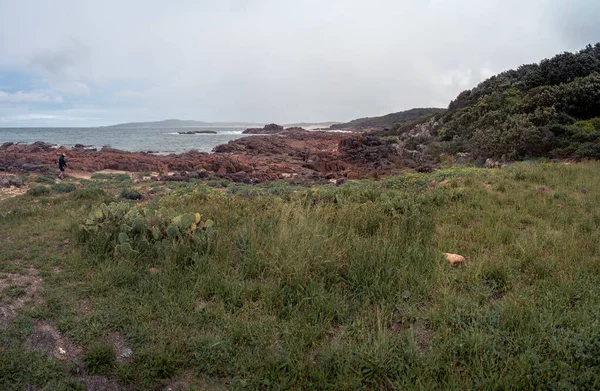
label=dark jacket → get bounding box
[58,156,66,169]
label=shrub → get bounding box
[207,180,230,188]
[73,188,107,200]
[51,183,77,193]
[115,174,132,182]
[120,189,143,200]
[83,343,116,375]
[35,175,56,185]
[27,186,51,196]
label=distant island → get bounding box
[105,119,342,129]
[105,119,265,129]
[285,121,342,129]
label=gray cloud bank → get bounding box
[0,0,599,125]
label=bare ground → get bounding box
[0,267,43,328]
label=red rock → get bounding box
[347,171,360,180]
[0,128,406,183]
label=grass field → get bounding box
[1,162,600,390]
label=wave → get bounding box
[165,131,244,135]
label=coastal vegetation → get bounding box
[330,108,445,130]
[1,161,600,389]
[382,44,600,162]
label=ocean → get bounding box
[0,126,251,154]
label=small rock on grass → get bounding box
[445,253,466,266]
[537,186,554,196]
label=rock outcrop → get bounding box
[242,124,285,134]
[0,128,414,183]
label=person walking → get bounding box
[58,153,67,180]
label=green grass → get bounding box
[73,188,109,200]
[35,175,57,185]
[90,173,113,180]
[27,185,51,196]
[1,285,27,299]
[1,162,600,389]
[52,183,77,193]
[84,343,116,375]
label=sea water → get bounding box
[0,127,250,154]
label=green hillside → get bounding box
[437,43,600,160]
[331,108,445,130]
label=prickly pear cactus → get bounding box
[166,224,179,239]
[79,201,215,261]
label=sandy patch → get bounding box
[74,298,94,316]
[25,320,82,361]
[0,268,43,328]
[0,186,27,201]
[76,376,126,391]
[105,331,133,362]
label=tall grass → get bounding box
[1,161,600,390]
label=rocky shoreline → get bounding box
[0,127,427,183]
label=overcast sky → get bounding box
[0,0,598,127]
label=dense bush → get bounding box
[51,183,77,193]
[120,189,143,200]
[438,43,600,160]
[35,175,56,185]
[27,186,50,196]
[73,188,107,200]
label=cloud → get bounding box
[0,114,81,122]
[114,89,146,100]
[30,38,90,75]
[0,0,599,125]
[49,80,91,97]
[0,90,63,104]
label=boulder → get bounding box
[0,175,24,188]
[485,158,502,169]
[445,253,466,266]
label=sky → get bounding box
[0,0,599,127]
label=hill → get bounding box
[430,43,600,160]
[284,121,342,129]
[330,108,446,130]
[106,119,265,128]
